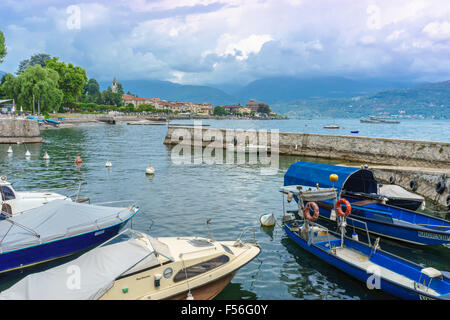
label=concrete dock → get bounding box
[0,118,43,144]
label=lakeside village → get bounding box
[0,52,285,120]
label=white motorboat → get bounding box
[0,176,88,217]
[0,228,260,300]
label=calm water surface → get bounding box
[0,119,449,300]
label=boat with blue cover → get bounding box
[280,185,450,300]
[284,161,450,245]
[0,199,140,274]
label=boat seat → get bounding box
[350,200,379,207]
[420,267,442,279]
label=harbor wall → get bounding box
[164,126,450,168]
[0,119,43,143]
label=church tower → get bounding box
[112,77,118,93]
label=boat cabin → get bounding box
[0,176,70,218]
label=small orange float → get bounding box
[75,156,83,164]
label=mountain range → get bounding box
[101,76,418,106]
[273,80,450,119]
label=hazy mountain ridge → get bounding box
[233,76,418,104]
[272,80,450,119]
[100,79,236,105]
[101,76,421,108]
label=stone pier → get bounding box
[0,118,43,143]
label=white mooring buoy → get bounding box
[43,151,50,160]
[7,146,13,153]
[25,150,31,157]
[145,164,155,175]
[260,213,276,227]
[105,160,112,167]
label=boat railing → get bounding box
[298,220,334,252]
[26,181,88,201]
[0,209,41,252]
[65,205,136,233]
[345,216,372,247]
[235,226,257,246]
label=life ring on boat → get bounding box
[304,202,319,222]
[336,198,351,217]
[435,180,446,194]
[410,180,418,192]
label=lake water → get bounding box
[0,118,449,300]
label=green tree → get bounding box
[45,57,87,107]
[0,30,6,63]
[0,73,17,98]
[14,65,63,112]
[257,105,271,114]
[16,53,51,75]
[85,78,100,96]
[213,106,227,116]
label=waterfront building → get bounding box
[246,99,270,112]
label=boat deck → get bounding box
[332,246,439,297]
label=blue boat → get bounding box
[0,199,140,274]
[45,119,60,125]
[279,187,450,300]
[284,161,450,245]
[26,116,44,123]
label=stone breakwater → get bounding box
[164,126,450,208]
[164,126,450,168]
[0,119,42,144]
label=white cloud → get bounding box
[218,34,274,60]
[386,30,405,41]
[422,21,450,40]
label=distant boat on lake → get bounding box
[360,116,400,124]
[323,125,340,129]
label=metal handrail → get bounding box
[236,226,256,244]
[346,216,372,247]
[0,209,41,245]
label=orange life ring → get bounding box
[304,201,319,221]
[336,198,351,217]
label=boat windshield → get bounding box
[0,186,15,200]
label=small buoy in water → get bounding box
[260,213,276,227]
[43,151,50,160]
[75,156,83,164]
[7,146,13,153]
[352,232,359,241]
[145,164,155,175]
[105,160,112,167]
[25,150,31,157]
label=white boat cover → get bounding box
[379,184,424,201]
[0,233,173,300]
[0,199,135,252]
[280,185,337,201]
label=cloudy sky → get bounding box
[0,0,449,86]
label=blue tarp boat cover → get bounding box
[0,199,135,253]
[284,161,378,197]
